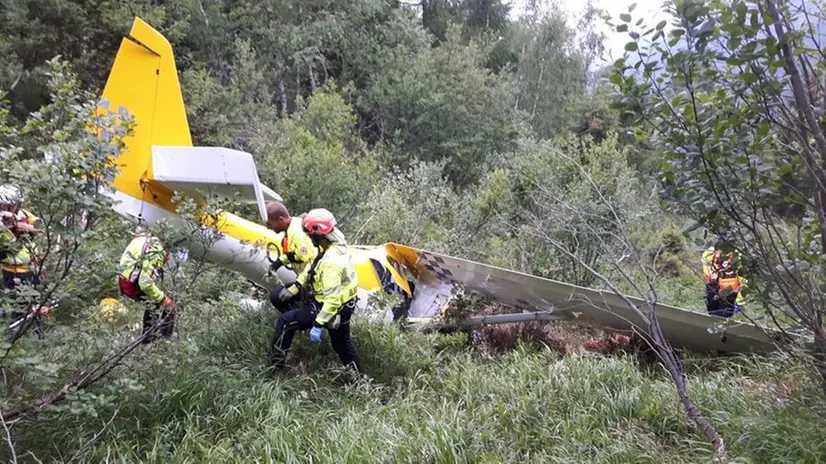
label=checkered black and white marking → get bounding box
[417,252,455,283]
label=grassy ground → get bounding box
[6,298,826,463]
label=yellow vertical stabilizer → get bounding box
[101,17,192,210]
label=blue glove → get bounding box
[309,326,323,343]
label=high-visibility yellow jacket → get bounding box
[0,209,41,274]
[311,243,358,327]
[118,234,167,303]
[702,247,746,306]
[279,216,318,287]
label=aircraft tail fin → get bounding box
[100,17,192,209]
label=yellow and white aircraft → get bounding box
[99,17,782,354]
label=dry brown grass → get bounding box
[462,302,643,359]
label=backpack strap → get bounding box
[128,234,153,284]
[305,246,327,288]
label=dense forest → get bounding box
[1,0,826,461]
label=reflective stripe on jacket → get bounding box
[312,243,358,326]
[117,234,166,303]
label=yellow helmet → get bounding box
[98,297,129,324]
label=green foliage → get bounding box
[181,38,278,148]
[610,0,826,386]
[0,60,247,441]
[510,131,650,286]
[0,0,606,193]
[352,160,466,251]
[5,314,824,462]
[360,26,519,186]
[0,57,135,409]
[250,86,380,218]
[0,0,189,118]
[511,1,592,139]
[0,58,131,310]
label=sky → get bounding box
[509,0,671,68]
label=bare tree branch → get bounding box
[0,407,16,464]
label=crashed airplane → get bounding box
[99,17,784,356]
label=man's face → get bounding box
[266,214,290,233]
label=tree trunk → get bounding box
[766,0,826,397]
[308,58,316,93]
[647,313,728,462]
[278,73,287,116]
[531,61,545,118]
[766,0,826,243]
[295,67,301,109]
[816,190,826,256]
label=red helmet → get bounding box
[303,208,336,236]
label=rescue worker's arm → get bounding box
[313,262,345,327]
[278,230,316,265]
[0,228,12,262]
[137,259,166,303]
[736,275,747,306]
[15,222,36,234]
[701,248,715,264]
[701,248,715,282]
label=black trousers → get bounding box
[140,306,176,344]
[269,291,362,373]
[1,270,39,320]
[119,278,176,344]
[270,284,312,314]
[705,283,739,318]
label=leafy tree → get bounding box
[611,0,826,393]
[0,0,190,118]
[518,136,730,461]
[511,0,591,138]
[0,62,245,464]
[512,132,648,286]
[352,159,469,251]
[360,26,519,187]
[0,58,134,423]
[249,85,380,221]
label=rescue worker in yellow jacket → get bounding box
[0,185,42,320]
[268,208,361,373]
[0,186,41,284]
[117,231,175,343]
[264,201,317,312]
[702,245,746,318]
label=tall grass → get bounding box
[6,298,826,463]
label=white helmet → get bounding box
[0,185,23,206]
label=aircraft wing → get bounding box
[385,244,785,354]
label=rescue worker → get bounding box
[702,244,746,318]
[0,185,42,320]
[264,201,317,313]
[117,231,176,343]
[269,208,362,373]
